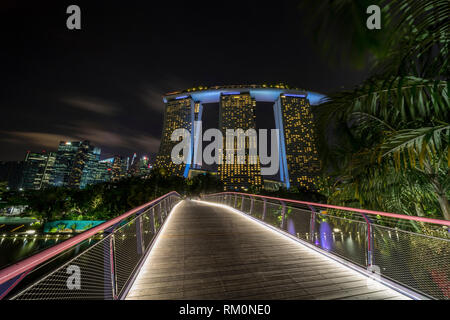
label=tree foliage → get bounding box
[1,170,224,223]
[306,0,449,219]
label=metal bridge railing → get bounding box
[0,191,181,300]
[203,192,450,300]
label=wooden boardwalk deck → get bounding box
[126,200,408,300]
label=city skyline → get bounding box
[1,142,151,163]
[0,139,153,191]
[3,84,324,192]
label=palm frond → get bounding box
[378,124,449,169]
[319,76,448,125]
[380,0,449,77]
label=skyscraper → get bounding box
[157,85,325,191]
[22,151,56,190]
[97,158,113,183]
[52,140,99,189]
[138,156,151,176]
[111,155,128,182]
[52,141,82,187]
[67,141,91,188]
[154,96,195,177]
[41,152,56,188]
[80,147,101,189]
[218,92,262,191]
[274,93,320,191]
[120,156,129,179]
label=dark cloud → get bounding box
[0,1,371,162]
[139,87,166,113]
[1,132,76,154]
[139,76,192,113]
[61,96,120,116]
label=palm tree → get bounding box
[303,0,449,219]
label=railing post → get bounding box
[241,196,245,212]
[159,203,163,225]
[280,201,286,229]
[308,205,316,243]
[102,223,120,300]
[262,198,267,221]
[109,234,118,300]
[136,214,144,255]
[234,194,238,208]
[163,199,167,219]
[361,213,375,267]
[150,207,156,234]
[249,196,254,215]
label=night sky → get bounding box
[0,1,369,162]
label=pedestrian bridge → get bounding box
[0,192,448,300]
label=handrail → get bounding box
[207,192,450,227]
[205,192,449,299]
[0,191,180,285]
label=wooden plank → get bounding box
[126,200,409,300]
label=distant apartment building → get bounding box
[67,141,91,188]
[121,156,129,179]
[80,147,101,189]
[51,141,106,189]
[111,155,124,182]
[138,156,152,176]
[52,141,84,187]
[21,151,56,190]
[97,158,114,183]
[1,141,131,191]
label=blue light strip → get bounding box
[167,88,325,105]
[183,128,192,173]
[283,94,306,98]
[183,100,196,178]
[175,95,189,100]
[192,104,204,170]
[222,92,241,95]
[274,97,290,189]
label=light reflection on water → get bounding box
[319,221,332,251]
[287,219,296,235]
[0,236,69,269]
[285,216,366,255]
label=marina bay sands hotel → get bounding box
[154,84,325,192]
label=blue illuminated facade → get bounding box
[157,85,324,189]
[164,86,325,106]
